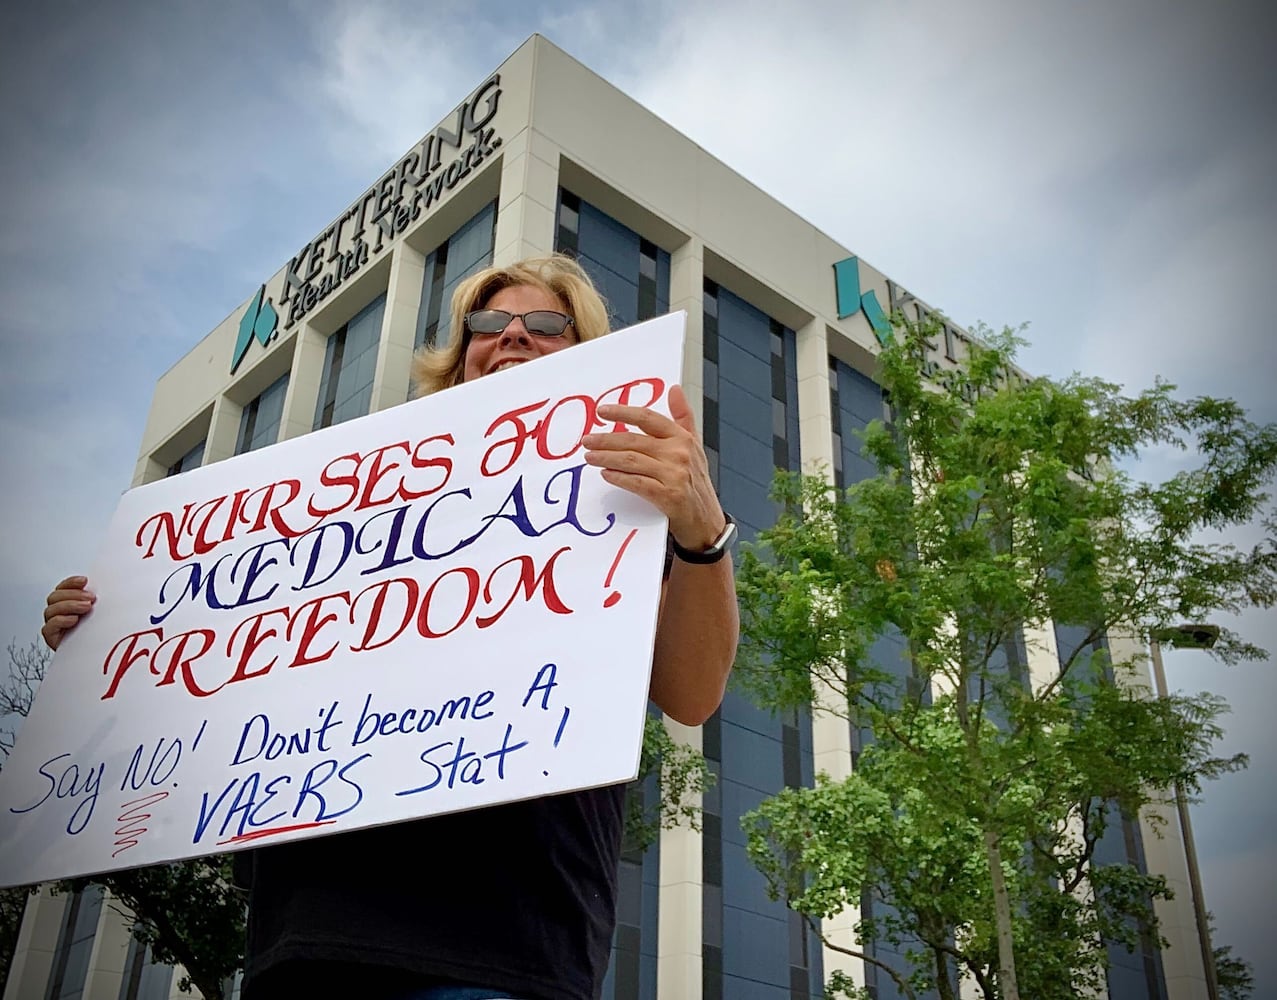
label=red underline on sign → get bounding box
[218,820,336,845]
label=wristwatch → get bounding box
[672,513,738,565]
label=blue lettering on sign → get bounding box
[394,724,529,797]
[8,753,105,835]
[193,753,370,844]
[350,688,496,746]
[231,702,344,765]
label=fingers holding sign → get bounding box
[582,385,727,551]
[42,575,95,651]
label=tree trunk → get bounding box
[984,830,1020,1000]
[932,945,957,1000]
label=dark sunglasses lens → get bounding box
[523,311,571,336]
[468,310,511,334]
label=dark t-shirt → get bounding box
[242,545,671,998]
[241,782,626,1000]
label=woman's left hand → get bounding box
[582,384,726,550]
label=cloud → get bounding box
[0,0,1274,988]
[302,1,536,175]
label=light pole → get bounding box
[1149,624,1220,1000]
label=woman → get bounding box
[42,255,738,1000]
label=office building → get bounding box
[4,35,1211,1000]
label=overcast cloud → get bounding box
[1,0,1274,989]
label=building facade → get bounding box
[4,35,1210,1000]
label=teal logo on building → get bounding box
[231,285,279,374]
[833,256,891,345]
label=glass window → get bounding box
[166,440,205,477]
[414,201,497,352]
[235,373,289,455]
[314,294,385,430]
[47,885,104,1000]
[772,398,787,439]
[556,190,580,256]
[555,190,671,330]
[118,932,175,1000]
[782,723,801,788]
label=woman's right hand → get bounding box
[42,575,95,651]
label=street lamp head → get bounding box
[1151,623,1220,650]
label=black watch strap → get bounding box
[671,513,737,565]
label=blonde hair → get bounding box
[410,254,611,397]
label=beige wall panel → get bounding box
[1021,620,1062,697]
[278,326,328,443]
[657,717,703,1000]
[372,244,427,412]
[796,317,835,477]
[522,129,565,217]
[138,309,246,460]
[3,888,64,1000]
[1142,800,1209,997]
[668,239,704,412]
[81,902,131,1000]
[203,394,245,471]
[820,906,866,993]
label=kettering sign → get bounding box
[833,255,1002,401]
[231,73,504,374]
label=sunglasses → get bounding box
[464,309,575,338]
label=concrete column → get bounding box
[1144,637,1213,1000]
[810,674,864,994]
[1021,621,1062,697]
[371,243,428,410]
[794,317,834,478]
[82,895,132,1000]
[278,326,329,443]
[657,236,706,1000]
[1141,797,1210,998]
[3,887,65,1000]
[133,454,168,486]
[203,393,246,467]
[1103,630,1210,998]
[792,314,866,989]
[492,127,561,265]
[657,718,703,1000]
[668,238,704,409]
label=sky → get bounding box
[1,0,1274,989]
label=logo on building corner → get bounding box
[832,256,891,346]
[231,284,279,374]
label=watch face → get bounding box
[673,515,736,564]
[715,519,738,553]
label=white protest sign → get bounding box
[0,311,686,887]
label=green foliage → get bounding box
[54,863,246,1000]
[1215,941,1255,1000]
[1209,911,1255,1000]
[0,884,35,987]
[736,314,1274,998]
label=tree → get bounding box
[0,643,46,978]
[734,316,1275,999]
[1210,913,1255,1000]
[1215,942,1254,1000]
[0,641,247,999]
